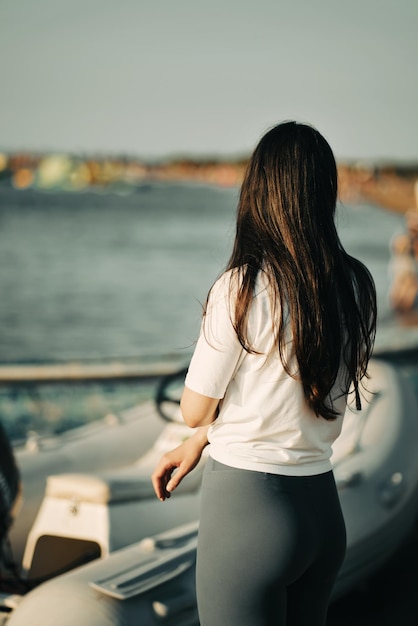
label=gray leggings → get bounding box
[196,457,346,626]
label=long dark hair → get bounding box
[216,121,376,420]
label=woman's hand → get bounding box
[151,426,209,501]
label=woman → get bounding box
[152,121,377,626]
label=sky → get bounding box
[0,0,417,162]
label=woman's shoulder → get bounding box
[210,269,240,298]
[211,267,270,298]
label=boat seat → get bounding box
[21,459,203,582]
[21,423,205,581]
[45,461,203,505]
[45,471,154,504]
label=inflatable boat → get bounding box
[2,358,418,625]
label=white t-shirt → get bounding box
[185,270,347,476]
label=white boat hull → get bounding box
[4,358,418,624]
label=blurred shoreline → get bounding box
[1,150,418,213]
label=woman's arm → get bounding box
[151,425,210,501]
[180,386,220,428]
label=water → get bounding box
[0,184,237,364]
[0,184,407,365]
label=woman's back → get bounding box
[187,269,347,475]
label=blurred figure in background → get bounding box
[388,196,418,317]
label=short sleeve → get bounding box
[185,272,244,399]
